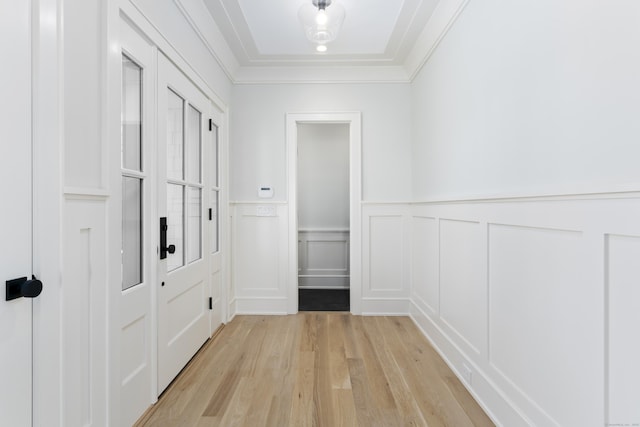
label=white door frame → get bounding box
[286,112,362,315]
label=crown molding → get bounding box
[174,0,240,80]
[233,65,411,85]
[404,0,471,80]
[176,0,470,84]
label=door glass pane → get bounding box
[187,187,201,263]
[211,123,218,187]
[121,55,142,171]
[186,105,201,184]
[167,89,184,180]
[211,190,218,254]
[167,184,184,272]
[122,177,142,289]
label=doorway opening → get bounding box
[286,112,362,315]
[296,123,350,311]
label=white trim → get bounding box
[298,228,350,233]
[404,0,471,81]
[286,112,362,315]
[234,296,288,315]
[350,187,640,208]
[172,0,239,83]
[360,297,411,316]
[63,187,110,199]
[233,65,411,85]
[229,200,287,205]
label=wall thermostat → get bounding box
[258,186,274,198]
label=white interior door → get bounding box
[119,21,155,426]
[0,0,36,425]
[157,53,211,393]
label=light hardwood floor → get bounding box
[135,313,494,427]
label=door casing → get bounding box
[286,112,362,314]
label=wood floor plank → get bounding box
[312,313,335,427]
[351,316,400,425]
[348,357,384,427]
[327,313,351,390]
[332,388,359,427]
[365,317,428,426]
[379,316,478,427]
[134,314,495,427]
[289,350,315,427]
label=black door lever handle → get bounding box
[159,217,177,259]
[6,275,43,301]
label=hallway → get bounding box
[135,313,494,426]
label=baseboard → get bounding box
[234,297,288,315]
[409,300,531,427]
[227,298,237,321]
[360,297,410,316]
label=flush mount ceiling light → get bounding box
[298,0,345,52]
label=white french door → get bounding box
[157,53,211,393]
[118,20,155,427]
[0,0,37,425]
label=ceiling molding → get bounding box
[176,0,470,84]
[174,0,240,80]
[233,65,411,85]
[404,0,471,80]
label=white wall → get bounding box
[411,0,640,201]
[229,83,412,313]
[229,84,411,313]
[297,123,350,229]
[410,1,640,426]
[230,83,412,202]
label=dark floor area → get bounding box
[298,289,350,311]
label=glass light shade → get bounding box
[316,9,328,26]
[298,3,345,44]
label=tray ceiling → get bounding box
[202,0,440,67]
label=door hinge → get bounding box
[209,297,213,310]
[209,119,213,131]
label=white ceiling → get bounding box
[202,0,440,67]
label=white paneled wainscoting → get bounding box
[63,192,110,425]
[230,202,411,315]
[298,229,350,289]
[410,193,640,427]
[361,203,412,314]
[230,202,290,314]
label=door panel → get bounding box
[0,0,33,425]
[119,21,154,427]
[157,53,210,393]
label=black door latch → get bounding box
[6,275,43,301]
